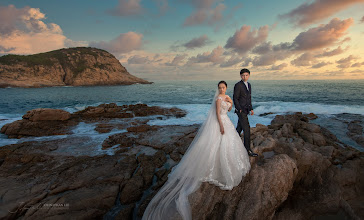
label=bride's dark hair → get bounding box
[218,81,227,88]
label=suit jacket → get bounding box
[233,81,253,114]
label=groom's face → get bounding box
[240,72,250,82]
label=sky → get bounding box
[0,0,364,81]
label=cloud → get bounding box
[336,55,357,68]
[311,61,331,69]
[209,3,226,24]
[219,55,243,68]
[249,18,353,67]
[360,16,364,23]
[107,0,143,16]
[270,63,288,70]
[183,35,210,49]
[90,32,143,54]
[242,57,252,67]
[252,42,272,54]
[291,52,316,66]
[165,54,187,66]
[183,1,226,26]
[184,9,208,26]
[252,50,294,66]
[0,5,70,55]
[291,18,353,51]
[351,62,364,67]
[225,25,269,54]
[280,0,364,27]
[187,46,225,65]
[127,55,150,64]
[316,46,347,57]
[0,45,15,53]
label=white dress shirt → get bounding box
[243,81,249,91]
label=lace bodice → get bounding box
[216,96,231,115]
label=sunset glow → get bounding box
[0,0,364,80]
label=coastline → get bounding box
[0,103,363,219]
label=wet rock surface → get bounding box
[0,111,363,220]
[0,103,186,139]
[347,120,364,147]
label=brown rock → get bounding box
[304,113,318,120]
[1,119,77,138]
[127,124,159,133]
[1,111,363,220]
[23,108,71,121]
[189,154,298,220]
[120,175,145,204]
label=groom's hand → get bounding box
[225,96,232,104]
[250,110,254,115]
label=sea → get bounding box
[1,80,363,152]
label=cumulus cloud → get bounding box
[225,25,269,54]
[187,46,225,65]
[249,18,353,67]
[0,5,69,54]
[270,63,288,70]
[252,50,294,67]
[291,18,353,51]
[183,0,226,26]
[90,32,143,54]
[312,61,331,69]
[107,0,143,16]
[127,55,150,64]
[165,54,187,66]
[291,52,317,66]
[336,55,357,68]
[219,55,243,68]
[252,42,272,54]
[241,57,252,67]
[183,35,210,49]
[280,0,364,26]
[316,46,347,57]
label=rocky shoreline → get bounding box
[0,104,363,219]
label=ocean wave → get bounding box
[254,101,364,116]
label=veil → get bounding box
[142,89,221,220]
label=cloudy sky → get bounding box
[0,0,364,80]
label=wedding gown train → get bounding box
[142,91,251,220]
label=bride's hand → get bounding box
[220,125,225,135]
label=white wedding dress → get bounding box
[142,90,251,220]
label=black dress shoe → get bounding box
[248,150,258,157]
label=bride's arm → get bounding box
[216,98,224,134]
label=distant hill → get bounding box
[0,47,151,88]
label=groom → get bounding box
[233,68,258,157]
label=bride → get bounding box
[142,81,251,220]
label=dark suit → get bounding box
[233,80,253,151]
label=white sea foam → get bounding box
[148,101,364,128]
[1,101,363,153]
[254,101,364,116]
[148,104,273,127]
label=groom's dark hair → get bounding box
[240,68,250,75]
